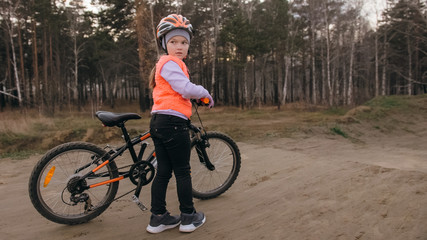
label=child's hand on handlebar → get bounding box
[207,94,214,108]
[201,95,214,108]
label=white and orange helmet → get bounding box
[156,14,194,51]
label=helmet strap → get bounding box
[162,38,168,54]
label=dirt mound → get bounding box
[337,106,372,123]
[38,127,122,151]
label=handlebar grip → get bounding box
[200,98,210,104]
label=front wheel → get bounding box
[190,132,241,199]
[28,142,119,225]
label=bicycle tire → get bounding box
[28,142,119,225]
[190,132,241,199]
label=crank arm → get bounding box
[132,195,148,211]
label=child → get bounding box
[146,14,214,234]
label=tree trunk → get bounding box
[17,21,26,106]
[150,4,159,57]
[321,39,326,104]
[375,29,379,97]
[73,33,79,102]
[211,0,222,97]
[5,6,23,107]
[382,30,387,96]
[310,18,317,104]
[276,53,283,109]
[135,0,149,111]
[323,4,332,106]
[374,10,380,97]
[407,33,412,95]
[347,31,355,105]
[42,26,52,115]
[31,10,40,107]
[282,56,290,105]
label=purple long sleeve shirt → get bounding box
[151,60,210,119]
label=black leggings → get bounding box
[149,114,195,215]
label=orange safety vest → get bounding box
[152,55,192,118]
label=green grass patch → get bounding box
[32,122,52,132]
[365,96,405,109]
[356,95,427,121]
[1,150,41,160]
[0,132,26,146]
[330,126,349,138]
[364,94,427,112]
[322,107,349,116]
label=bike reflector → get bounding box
[43,166,56,187]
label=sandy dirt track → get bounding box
[1,123,427,240]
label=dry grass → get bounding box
[0,109,54,134]
[0,104,343,157]
[195,106,341,142]
[1,94,426,158]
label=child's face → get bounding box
[166,35,189,60]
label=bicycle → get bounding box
[28,100,241,225]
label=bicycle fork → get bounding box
[195,138,216,171]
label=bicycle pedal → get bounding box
[131,195,148,211]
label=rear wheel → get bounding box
[28,142,119,225]
[190,132,241,199]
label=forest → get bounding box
[1,0,426,116]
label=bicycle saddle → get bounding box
[95,111,141,127]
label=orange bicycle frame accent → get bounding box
[89,176,124,188]
[86,132,153,189]
[87,160,124,188]
[140,133,151,141]
[92,160,109,173]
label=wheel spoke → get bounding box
[29,142,119,224]
[190,133,241,199]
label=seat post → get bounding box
[118,122,139,163]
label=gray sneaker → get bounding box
[179,211,206,233]
[146,211,181,234]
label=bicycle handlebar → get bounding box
[200,98,210,105]
[191,98,210,107]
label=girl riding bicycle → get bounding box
[146,14,214,234]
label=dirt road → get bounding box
[1,124,426,240]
